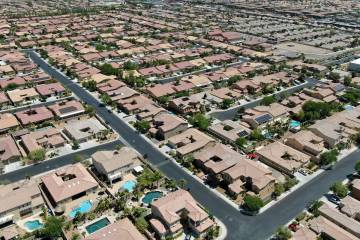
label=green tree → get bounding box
[4,83,18,91]
[73,154,83,162]
[273,182,285,197]
[72,140,80,150]
[123,60,138,70]
[189,113,210,130]
[235,137,247,149]
[178,178,187,189]
[330,181,348,198]
[220,99,234,109]
[261,95,276,106]
[319,149,338,166]
[284,177,299,191]
[134,120,150,134]
[41,216,65,238]
[355,160,360,175]
[99,63,119,75]
[250,128,264,141]
[342,89,360,105]
[100,94,112,105]
[300,100,341,122]
[85,104,95,117]
[157,95,170,104]
[82,80,97,91]
[28,149,46,162]
[344,76,352,86]
[329,72,340,81]
[275,226,292,240]
[135,217,149,233]
[308,200,323,217]
[243,195,264,212]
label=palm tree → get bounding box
[152,171,163,188]
[178,179,187,189]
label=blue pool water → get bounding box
[290,120,301,128]
[69,200,93,218]
[142,191,163,204]
[85,218,110,234]
[25,220,43,231]
[344,105,354,111]
[122,180,136,192]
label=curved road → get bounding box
[15,50,359,240]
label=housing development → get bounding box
[0,0,359,240]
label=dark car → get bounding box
[327,194,341,205]
[98,103,105,107]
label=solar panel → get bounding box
[333,84,345,92]
[59,106,78,114]
[237,130,249,138]
[255,114,273,124]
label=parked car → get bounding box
[298,169,307,176]
[327,194,341,205]
[288,223,299,232]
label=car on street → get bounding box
[326,194,341,205]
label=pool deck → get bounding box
[17,212,44,233]
[78,215,116,236]
[64,192,99,218]
[106,173,137,196]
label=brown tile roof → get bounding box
[84,218,146,240]
[0,136,21,162]
[41,163,98,204]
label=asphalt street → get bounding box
[0,140,121,183]
[20,50,360,240]
[210,78,319,121]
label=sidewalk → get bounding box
[208,80,309,116]
[260,145,358,214]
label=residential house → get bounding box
[169,92,208,114]
[84,218,146,240]
[309,216,358,240]
[21,127,65,154]
[0,92,10,107]
[318,203,360,237]
[117,95,153,114]
[351,179,360,201]
[0,136,21,167]
[0,179,44,225]
[285,130,326,162]
[257,141,311,175]
[209,120,251,144]
[167,128,215,158]
[63,118,107,143]
[41,163,99,207]
[0,113,19,132]
[150,113,188,140]
[309,106,360,148]
[92,147,140,184]
[194,143,275,200]
[15,106,54,125]
[150,189,214,239]
[339,196,360,220]
[48,100,85,119]
[35,82,65,98]
[7,88,39,105]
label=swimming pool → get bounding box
[25,220,43,231]
[290,120,301,128]
[142,191,163,204]
[122,180,136,192]
[69,200,93,218]
[344,105,354,111]
[85,217,110,234]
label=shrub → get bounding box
[243,195,264,212]
[330,181,348,198]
